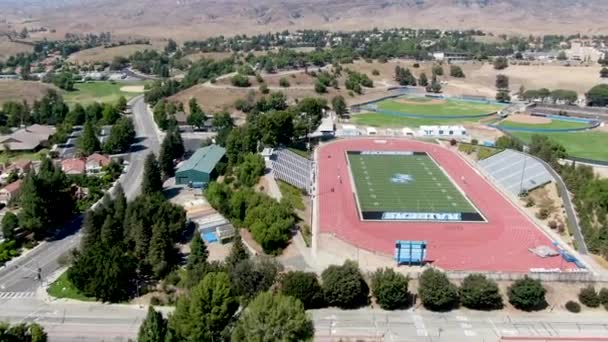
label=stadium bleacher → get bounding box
[478,149,554,195]
[271,149,314,193]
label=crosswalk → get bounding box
[0,291,36,299]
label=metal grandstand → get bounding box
[270,149,314,194]
[479,149,554,196]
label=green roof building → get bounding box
[175,144,226,186]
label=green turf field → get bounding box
[347,152,477,215]
[498,118,591,130]
[377,96,504,117]
[63,81,146,106]
[511,131,608,161]
[351,112,476,127]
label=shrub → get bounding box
[459,274,503,310]
[548,221,558,229]
[557,223,566,234]
[418,268,459,311]
[565,300,581,313]
[471,139,479,145]
[255,74,264,83]
[372,69,380,76]
[508,276,546,311]
[231,74,251,87]
[578,285,600,308]
[450,138,457,146]
[450,65,465,78]
[525,197,535,208]
[599,288,608,306]
[370,268,411,310]
[279,77,290,87]
[413,63,420,68]
[536,208,550,220]
[259,83,269,94]
[321,261,369,309]
[280,271,324,309]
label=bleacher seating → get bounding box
[478,149,553,195]
[271,149,313,193]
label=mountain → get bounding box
[1,0,608,40]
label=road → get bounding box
[312,308,608,341]
[0,95,160,296]
[1,297,608,342]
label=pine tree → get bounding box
[81,209,104,250]
[226,234,249,269]
[147,223,172,278]
[18,172,45,236]
[113,183,127,223]
[185,232,209,287]
[159,128,185,179]
[100,215,122,246]
[78,120,100,156]
[141,154,163,195]
[137,306,167,342]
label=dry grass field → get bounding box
[170,70,390,115]
[67,43,164,64]
[0,81,59,105]
[347,60,604,98]
[185,51,235,62]
[0,39,34,61]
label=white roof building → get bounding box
[418,125,467,137]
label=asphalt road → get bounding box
[0,96,160,295]
[1,297,608,342]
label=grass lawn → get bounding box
[287,147,311,159]
[351,112,475,127]
[347,152,477,215]
[47,272,94,301]
[63,81,147,106]
[0,149,49,165]
[512,131,608,161]
[498,118,591,130]
[377,97,504,117]
[278,180,306,211]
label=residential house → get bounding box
[0,124,56,151]
[5,160,32,176]
[0,180,22,205]
[86,153,111,174]
[61,158,86,175]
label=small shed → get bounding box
[175,144,226,186]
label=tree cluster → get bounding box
[394,66,417,86]
[159,128,185,179]
[521,88,578,105]
[19,158,75,238]
[508,276,546,311]
[0,322,47,342]
[68,165,186,302]
[206,182,295,254]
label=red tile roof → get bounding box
[61,158,86,174]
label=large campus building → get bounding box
[175,144,226,187]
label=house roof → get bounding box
[61,158,86,173]
[0,125,56,151]
[6,159,32,171]
[86,153,111,167]
[1,179,22,194]
[177,144,226,175]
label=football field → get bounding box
[347,151,482,221]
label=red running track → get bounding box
[317,138,575,272]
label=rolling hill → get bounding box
[1,0,608,40]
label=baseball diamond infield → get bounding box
[317,138,577,272]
